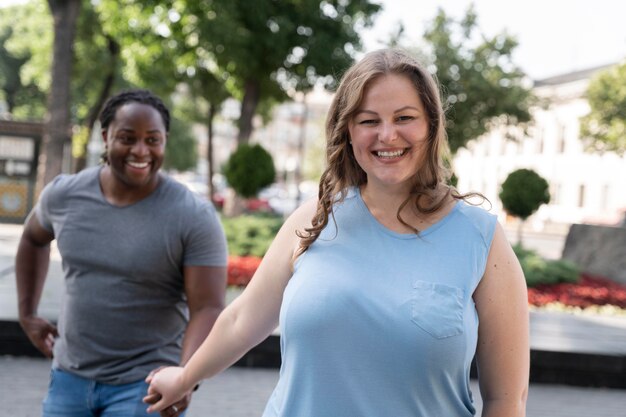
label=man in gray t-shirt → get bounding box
[16,90,227,417]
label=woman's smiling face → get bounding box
[348,73,430,192]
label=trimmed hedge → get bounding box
[513,244,580,287]
[222,214,283,257]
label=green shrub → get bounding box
[500,169,550,220]
[223,144,276,198]
[513,244,580,287]
[222,214,283,257]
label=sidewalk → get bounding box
[1,355,625,417]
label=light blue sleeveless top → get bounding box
[263,188,497,417]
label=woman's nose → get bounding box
[378,122,398,143]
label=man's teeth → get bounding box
[127,161,149,168]
[376,150,404,158]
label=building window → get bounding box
[578,184,585,208]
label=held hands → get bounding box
[19,315,58,358]
[144,366,192,415]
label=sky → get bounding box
[362,0,626,80]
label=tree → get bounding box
[499,168,550,245]
[580,62,626,155]
[70,2,121,172]
[0,27,30,114]
[0,1,50,119]
[36,0,81,192]
[163,116,197,172]
[177,0,381,144]
[184,69,231,200]
[422,6,533,153]
[0,0,121,166]
[3,0,202,175]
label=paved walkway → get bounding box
[1,356,625,417]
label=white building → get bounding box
[453,64,626,234]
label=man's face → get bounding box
[102,102,167,190]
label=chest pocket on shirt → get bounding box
[411,280,464,339]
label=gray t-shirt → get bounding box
[36,166,227,384]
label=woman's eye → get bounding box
[359,119,378,125]
[147,137,161,144]
[397,115,414,122]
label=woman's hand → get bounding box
[143,366,190,414]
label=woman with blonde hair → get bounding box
[145,49,529,417]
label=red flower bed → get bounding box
[227,256,262,287]
[528,273,626,309]
[228,258,626,310]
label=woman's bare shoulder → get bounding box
[284,196,318,230]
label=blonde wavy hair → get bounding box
[297,48,479,254]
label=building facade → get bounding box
[453,64,626,233]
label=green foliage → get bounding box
[223,144,276,198]
[163,117,197,172]
[0,0,50,119]
[221,214,283,257]
[499,168,550,220]
[0,0,128,125]
[422,6,533,153]
[155,0,381,142]
[513,245,580,287]
[580,62,626,155]
[448,172,458,188]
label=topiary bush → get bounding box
[500,168,550,219]
[513,244,580,287]
[499,168,550,244]
[223,144,276,198]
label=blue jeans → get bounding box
[42,367,182,417]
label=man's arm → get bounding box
[147,264,227,417]
[15,212,56,357]
[180,265,228,365]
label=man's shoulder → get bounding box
[44,166,99,198]
[159,175,217,214]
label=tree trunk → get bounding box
[36,0,81,193]
[517,218,524,247]
[206,103,215,201]
[6,92,16,114]
[237,79,261,144]
[73,35,119,173]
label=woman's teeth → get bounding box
[375,149,405,158]
[127,161,149,168]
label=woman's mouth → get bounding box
[373,148,408,159]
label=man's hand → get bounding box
[19,315,57,358]
[143,391,191,417]
[144,367,192,416]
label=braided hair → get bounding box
[99,89,170,132]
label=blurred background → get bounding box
[1,4,626,411]
[0,0,625,292]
